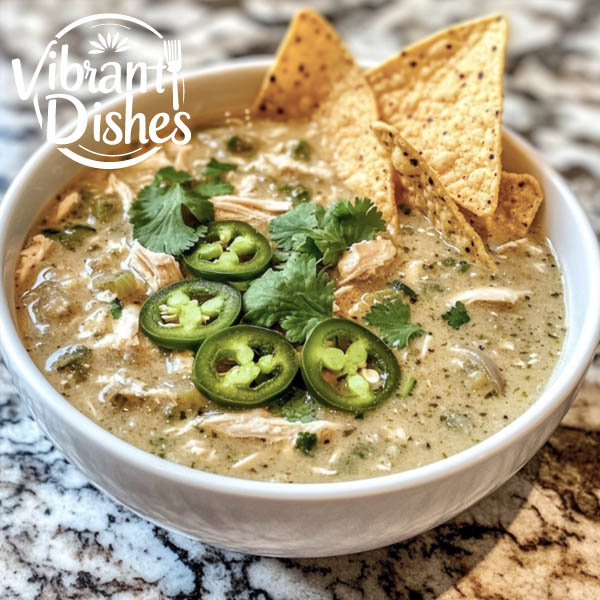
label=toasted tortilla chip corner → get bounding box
[367,14,508,217]
[465,172,544,243]
[252,9,355,120]
[252,9,397,229]
[373,121,496,271]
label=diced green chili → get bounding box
[289,140,311,161]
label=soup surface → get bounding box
[15,117,565,483]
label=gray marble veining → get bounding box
[1,1,599,598]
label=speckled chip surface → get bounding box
[465,171,545,243]
[367,14,508,217]
[252,9,397,229]
[373,121,496,271]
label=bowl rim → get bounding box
[1,58,600,501]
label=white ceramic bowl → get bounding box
[1,60,599,558]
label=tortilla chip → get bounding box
[464,172,544,243]
[367,15,508,217]
[252,9,397,230]
[373,122,496,271]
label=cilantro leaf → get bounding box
[268,197,386,267]
[129,167,214,255]
[202,158,237,176]
[270,390,320,423]
[365,299,424,349]
[295,431,317,455]
[325,197,386,247]
[108,297,123,319]
[442,301,470,329]
[154,166,194,184]
[268,202,320,252]
[310,218,348,266]
[193,176,234,197]
[243,253,334,343]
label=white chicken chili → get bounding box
[14,117,565,483]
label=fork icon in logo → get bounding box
[163,40,182,110]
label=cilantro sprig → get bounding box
[129,162,236,256]
[365,299,424,349]
[442,301,470,329]
[242,253,334,343]
[268,197,385,266]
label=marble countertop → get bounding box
[1,1,599,597]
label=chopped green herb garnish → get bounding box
[389,280,417,299]
[457,260,470,273]
[289,140,311,162]
[226,135,254,154]
[202,158,237,176]
[108,297,123,319]
[268,197,385,266]
[129,167,214,255]
[365,299,424,349]
[442,301,470,329]
[268,202,320,253]
[441,257,455,267]
[399,376,417,397]
[271,390,320,423]
[279,183,312,206]
[295,431,317,455]
[243,253,334,343]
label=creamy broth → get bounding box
[15,117,565,483]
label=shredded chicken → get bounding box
[237,174,260,197]
[494,238,528,253]
[212,195,290,213]
[54,191,80,222]
[212,195,291,225]
[166,352,194,375]
[97,369,176,407]
[333,284,369,319]
[107,174,134,213]
[78,305,140,349]
[95,305,140,349]
[446,287,532,306]
[191,409,352,443]
[16,234,53,285]
[420,334,433,359]
[128,241,182,291]
[337,239,397,285]
[232,452,262,470]
[403,259,424,286]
